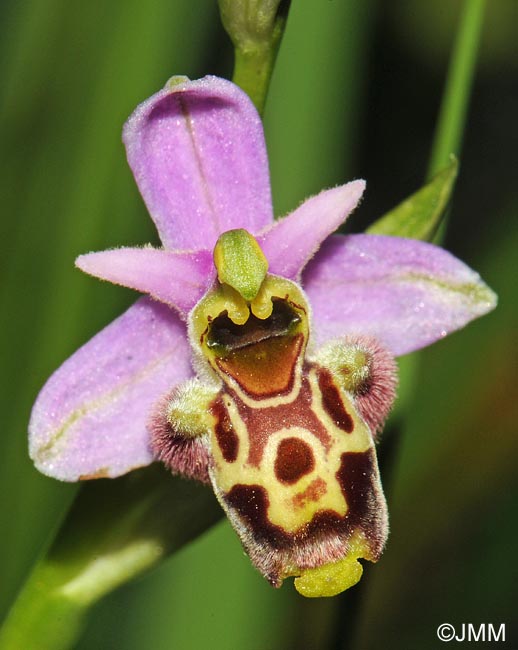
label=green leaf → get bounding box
[426,0,486,177]
[0,467,221,650]
[366,156,458,241]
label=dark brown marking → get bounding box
[336,449,378,527]
[226,484,289,546]
[211,397,239,462]
[274,437,315,484]
[318,369,354,433]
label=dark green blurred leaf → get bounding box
[352,222,516,650]
[265,1,375,216]
[0,0,217,623]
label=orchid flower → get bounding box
[29,75,496,598]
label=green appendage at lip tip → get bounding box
[213,229,268,302]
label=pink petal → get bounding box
[259,181,365,280]
[303,234,497,356]
[123,76,273,251]
[29,297,194,481]
[76,247,215,315]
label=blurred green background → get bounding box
[1,1,516,648]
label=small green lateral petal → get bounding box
[367,156,458,241]
[214,229,268,301]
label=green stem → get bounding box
[232,43,279,115]
[427,0,486,178]
[0,468,221,650]
[218,0,291,114]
